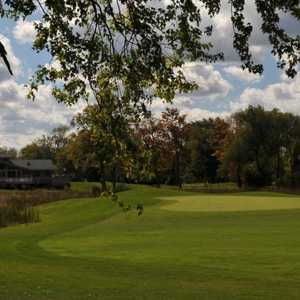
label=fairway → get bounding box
[161,192,300,212]
[2,186,300,299]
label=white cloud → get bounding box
[179,62,232,100]
[231,73,300,115]
[150,62,232,114]
[13,20,36,44]
[0,79,86,149]
[149,62,233,121]
[181,108,230,122]
[223,66,261,83]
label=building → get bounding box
[0,157,69,188]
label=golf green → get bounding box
[161,192,300,212]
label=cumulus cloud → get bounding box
[0,79,86,149]
[13,20,36,44]
[223,65,261,83]
[150,62,232,114]
[149,62,233,121]
[231,73,300,115]
[179,62,232,99]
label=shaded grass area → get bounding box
[71,181,129,193]
[2,186,300,299]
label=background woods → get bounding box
[6,105,300,189]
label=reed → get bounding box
[0,197,40,228]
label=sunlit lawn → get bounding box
[1,185,300,299]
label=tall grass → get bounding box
[0,198,40,228]
[0,182,129,228]
[0,188,94,228]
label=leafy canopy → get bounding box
[1,0,300,111]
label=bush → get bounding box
[276,171,300,188]
[243,164,271,187]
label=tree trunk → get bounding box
[112,164,117,194]
[290,148,297,187]
[100,162,107,192]
[100,177,107,192]
[175,150,182,190]
[237,164,242,188]
[275,151,281,186]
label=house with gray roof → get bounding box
[0,157,68,188]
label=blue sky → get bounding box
[0,4,299,148]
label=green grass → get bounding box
[2,186,300,299]
[70,181,101,192]
[161,191,300,212]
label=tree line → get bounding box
[3,105,300,190]
[1,1,299,194]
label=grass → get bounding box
[161,191,300,212]
[2,185,300,299]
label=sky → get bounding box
[0,2,299,149]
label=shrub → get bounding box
[243,164,271,187]
[137,203,144,216]
[276,171,300,188]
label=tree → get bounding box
[220,129,251,188]
[159,108,187,188]
[72,104,133,193]
[63,130,101,181]
[50,125,72,173]
[185,118,230,183]
[221,106,300,188]
[1,0,300,110]
[20,125,72,173]
[0,146,17,158]
[20,135,53,160]
[133,117,161,185]
[279,114,300,187]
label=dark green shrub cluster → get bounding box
[0,199,40,228]
[243,165,272,188]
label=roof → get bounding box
[10,159,56,171]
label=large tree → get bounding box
[159,108,187,188]
[185,118,230,183]
[72,104,133,192]
[1,0,300,105]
